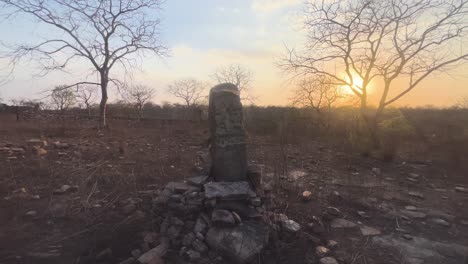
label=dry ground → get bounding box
[0,113,467,264]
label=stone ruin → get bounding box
[131,83,301,264]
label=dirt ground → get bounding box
[1,113,467,264]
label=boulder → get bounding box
[206,221,269,263]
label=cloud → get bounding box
[251,0,302,13]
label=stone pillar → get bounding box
[208,83,247,182]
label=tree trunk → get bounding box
[99,73,108,128]
[359,95,381,149]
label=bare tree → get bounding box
[167,79,206,107]
[291,75,342,114]
[0,0,168,127]
[280,0,468,146]
[122,84,155,120]
[51,85,75,111]
[212,64,255,103]
[76,86,96,118]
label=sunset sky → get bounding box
[0,0,467,107]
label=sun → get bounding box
[342,74,366,95]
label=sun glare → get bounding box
[343,74,367,95]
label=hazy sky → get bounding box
[0,0,467,107]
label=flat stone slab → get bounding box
[206,220,269,263]
[360,226,381,236]
[330,218,357,228]
[204,181,251,200]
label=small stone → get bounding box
[408,191,424,199]
[372,168,381,175]
[195,232,204,241]
[327,240,338,248]
[186,249,201,261]
[315,246,330,257]
[232,211,242,223]
[326,207,341,217]
[406,177,418,183]
[330,218,356,228]
[25,210,37,217]
[251,197,262,206]
[53,185,77,195]
[32,146,47,156]
[357,211,370,218]
[194,215,209,234]
[360,226,381,236]
[187,175,209,187]
[430,218,450,227]
[302,191,312,201]
[212,209,236,227]
[400,210,426,219]
[53,141,69,149]
[455,187,468,193]
[192,239,208,253]
[137,240,169,263]
[408,173,419,178]
[404,205,417,211]
[281,219,301,233]
[319,257,339,264]
[402,234,413,240]
[460,219,468,226]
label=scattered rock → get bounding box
[211,209,236,227]
[165,182,194,194]
[205,221,269,264]
[319,257,339,264]
[302,191,312,201]
[402,234,413,240]
[25,210,37,217]
[326,207,341,217]
[400,210,427,219]
[53,185,78,195]
[32,146,47,156]
[327,240,338,248]
[357,211,370,218]
[405,205,417,211]
[372,168,381,175]
[408,191,424,199]
[360,226,381,236]
[204,181,251,200]
[250,197,262,206]
[137,240,169,264]
[315,246,330,257]
[455,187,468,193]
[330,218,357,228]
[194,216,209,234]
[53,142,69,149]
[430,218,450,227]
[281,219,301,233]
[187,175,209,187]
